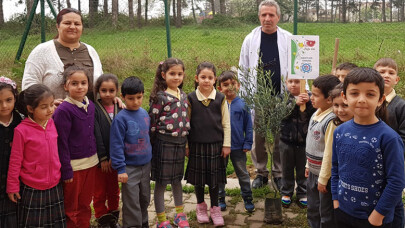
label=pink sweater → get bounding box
[7,118,61,193]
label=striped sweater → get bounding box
[306,108,335,176]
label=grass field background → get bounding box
[1,22,405,104]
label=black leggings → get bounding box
[195,185,219,208]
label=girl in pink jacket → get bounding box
[7,84,66,227]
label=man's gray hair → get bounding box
[258,0,281,17]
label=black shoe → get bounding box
[252,175,269,189]
[273,177,282,191]
[97,213,115,228]
[219,197,227,211]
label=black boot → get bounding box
[109,210,121,228]
[97,213,115,228]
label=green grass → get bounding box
[1,22,405,106]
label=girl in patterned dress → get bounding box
[0,77,21,228]
[185,62,231,226]
[7,84,66,227]
[149,58,190,228]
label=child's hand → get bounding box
[243,149,249,153]
[222,147,231,158]
[333,200,339,209]
[101,160,112,173]
[318,183,328,193]
[368,210,384,226]
[8,192,20,203]
[118,173,128,183]
[64,178,73,183]
[114,97,126,109]
[185,148,189,157]
[54,98,64,107]
[305,168,309,177]
[296,93,309,106]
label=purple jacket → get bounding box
[53,101,97,180]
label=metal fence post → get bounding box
[15,0,39,61]
[41,0,46,43]
[293,0,298,35]
[163,0,172,58]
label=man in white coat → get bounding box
[238,0,291,189]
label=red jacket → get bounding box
[7,118,61,193]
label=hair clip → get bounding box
[160,61,164,65]
[0,76,17,89]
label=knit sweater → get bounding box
[53,100,97,180]
[22,40,103,99]
[94,100,121,162]
[149,90,190,138]
[7,118,61,193]
[305,108,335,175]
[228,96,253,150]
[331,119,405,223]
[110,108,152,174]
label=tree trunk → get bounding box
[77,0,81,12]
[26,0,34,19]
[103,0,108,16]
[324,0,327,21]
[137,0,142,28]
[67,0,71,8]
[0,0,3,25]
[112,0,118,28]
[382,0,386,21]
[358,0,361,21]
[172,0,176,21]
[365,0,368,21]
[57,0,61,12]
[402,0,404,21]
[316,0,319,21]
[175,0,181,27]
[211,0,215,15]
[144,0,148,24]
[331,0,334,22]
[89,0,99,27]
[129,0,134,28]
[219,0,226,14]
[191,0,196,23]
[342,0,347,22]
[389,0,392,21]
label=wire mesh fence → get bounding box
[1,0,405,85]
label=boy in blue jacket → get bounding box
[110,76,152,228]
[217,71,254,212]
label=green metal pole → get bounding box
[293,0,298,35]
[15,0,40,61]
[163,0,172,58]
[41,0,46,43]
[46,0,58,18]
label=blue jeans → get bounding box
[218,149,252,199]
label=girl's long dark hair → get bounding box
[149,58,185,104]
[16,84,53,118]
[343,67,387,123]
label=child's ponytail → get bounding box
[376,100,388,123]
[16,84,54,118]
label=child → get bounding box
[7,84,66,227]
[110,76,152,228]
[0,77,21,227]
[374,58,405,228]
[335,62,358,82]
[148,58,190,228]
[185,62,231,226]
[332,67,405,227]
[279,77,316,208]
[306,74,340,228]
[93,74,121,228]
[217,71,254,213]
[53,65,99,228]
[317,83,354,198]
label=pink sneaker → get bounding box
[210,206,224,227]
[174,213,190,228]
[196,202,209,224]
